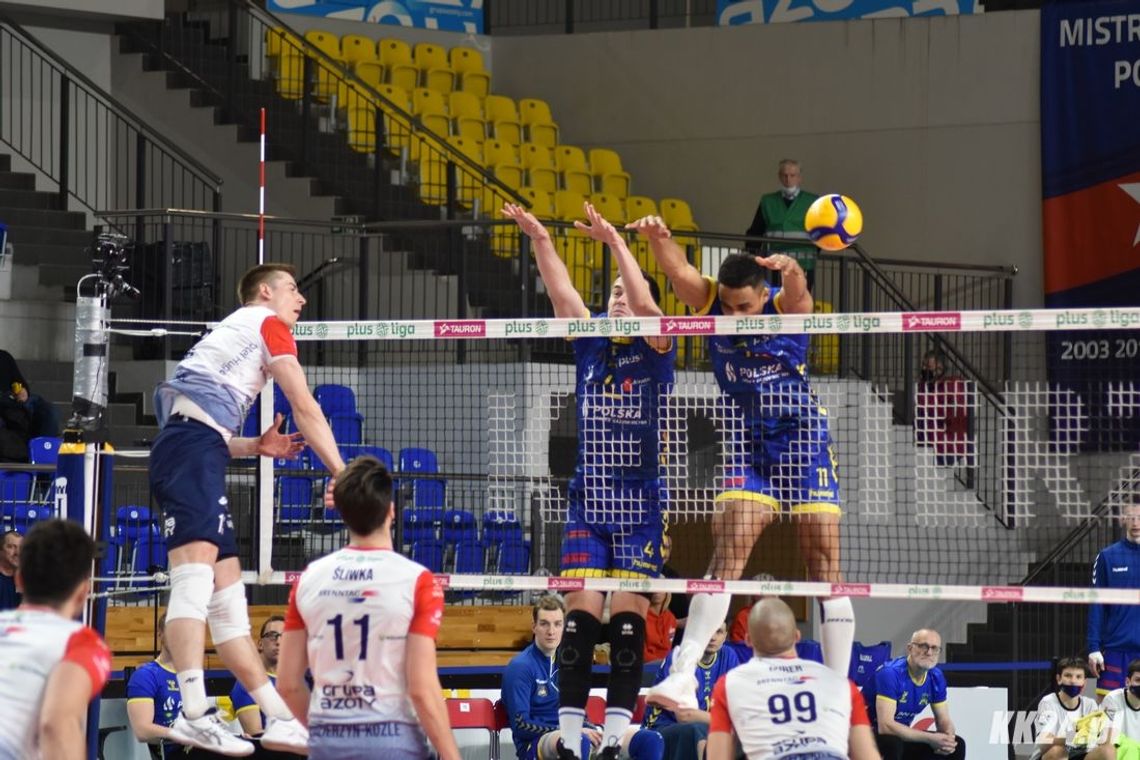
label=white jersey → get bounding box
[1030,692,1101,759]
[154,305,297,435]
[710,656,869,760]
[1100,689,1140,742]
[285,546,443,727]
[0,607,111,759]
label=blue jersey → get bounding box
[502,642,561,757]
[127,660,182,758]
[644,646,740,730]
[572,317,676,487]
[862,656,948,730]
[231,672,275,731]
[1088,539,1140,652]
[0,574,18,612]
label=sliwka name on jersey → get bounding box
[332,566,374,581]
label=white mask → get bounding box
[781,185,800,200]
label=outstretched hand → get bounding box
[257,413,305,459]
[754,253,804,279]
[501,203,550,242]
[573,201,621,244]
[625,215,672,241]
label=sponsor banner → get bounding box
[434,574,451,590]
[981,586,1024,602]
[547,577,586,591]
[687,579,726,593]
[267,0,483,33]
[283,571,302,584]
[830,583,872,597]
[717,0,979,26]
[288,308,1140,341]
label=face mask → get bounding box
[1060,684,1083,698]
[781,185,799,200]
[1129,685,1140,698]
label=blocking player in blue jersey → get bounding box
[1088,502,1140,697]
[503,201,675,760]
[629,214,855,711]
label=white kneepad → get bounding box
[165,563,214,623]
[207,581,251,645]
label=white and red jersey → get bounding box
[154,305,297,435]
[0,607,111,759]
[710,656,870,760]
[285,547,444,726]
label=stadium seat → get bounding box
[378,38,419,92]
[314,384,360,416]
[496,539,530,575]
[445,698,499,759]
[340,33,379,66]
[303,29,340,60]
[340,444,394,472]
[277,475,316,526]
[554,190,588,222]
[484,139,520,169]
[588,192,625,225]
[115,505,157,542]
[482,510,523,543]
[554,145,593,196]
[453,539,485,574]
[517,186,555,218]
[555,228,599,302]
[811,300,839,375]
[130,533,168,581]
[442,509,478,545]
[0,471,34,506]
[403,508,444,545]
[626,195,658,222]
[274,52,305,101]
[11,504,52,534]
[449,91,486,142]
[311,53,345,104]
[28,436,60,465]
[588,148,631,199]
[659,198,696,230]
[492,700,511,750]
[329,414,363,445]
[520,143,558,195]
[352,60,385,93]
[266,26,303,61]
[345,107,376,153]
[412,479,446,509]
[413,42,456,94]
[484,95,522,145]
[518,98,559,148]
[400,446,439,474]
[449,46,490,99]
[411,539,445,572]
[274,449,310,471]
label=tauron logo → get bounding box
[903,313,962,332]
[434,320,487,338]
[661,317,715,335]
[547,577,585,591]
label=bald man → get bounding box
[707,599,879,760]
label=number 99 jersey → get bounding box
[709,656,870,760]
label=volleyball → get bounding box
[804,193,863,251]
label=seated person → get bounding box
[643,621,739,760]
[645,592,676,664]
[126,616,182,759]
[1102,659,1140,757]
[863,628,965,760]
[503,595,664,760]
[231,616,284,736]
[1032,657,1109,760]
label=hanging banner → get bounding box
[267,0,483,33]
[1041,0,1140,451]
[716,0,979,26]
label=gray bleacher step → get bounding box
[0,207,87,229]
[0,189,60,210]
[19,360,74,383]
[36,263,91,289]
[13,242,90,268]
[10,226,92,247]
[0,172,36,191]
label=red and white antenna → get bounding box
[258,107,266,264]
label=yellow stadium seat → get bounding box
[449,46,491,99]
[554,146,592,196]
[660,198,696,230]
[303,29,340,59]
[588,148,631,199]
[412,87,449,119]
[312,56,343,104]
[518,98,559,148]
[520,143,558,195]
[353,61,384,92]
[266,27,303,60]
[588,192,625,224]
[484,139,520,168]
[483,163,524,222]
[517,186,555,218]
[554,229,600,303]
[413,42,456,94]
[345,107,375,153]
[275,52,305,100]
[379,39,419,92]
[340,34,378,65]
[337,79,374,113]
[810,300,839,375]
[554,190,587,222]
[419,135,483,209]
[483,95,521,146]
[626,195,658,222]
[449,91,486,142]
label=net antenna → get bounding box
[257,106,275,582]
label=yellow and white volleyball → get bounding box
[804,193,863,251]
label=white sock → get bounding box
[558,707,585,758]
[602,708,632,752]
[820,596,855,677]
[177,669,209,719]
[672,592,732,675]
[250,682,294,721]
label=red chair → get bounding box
[632,694,648,724]
[446,697,499,759]
[585,694,607,726]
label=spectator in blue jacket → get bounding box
[1089,502,1140,698]
[643,621,739,760]
[503,595,664,760]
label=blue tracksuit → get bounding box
[1088,539,1140,653]
[502,642,560,758]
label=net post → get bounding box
[257,383,274,584]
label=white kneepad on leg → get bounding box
[207,581,251,645]
[166,563,215,623]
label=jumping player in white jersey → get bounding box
[276,455,460,760]
[0,519,111,760]
[149,263,347,756]
[707,598,880,760]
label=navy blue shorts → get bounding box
[149,418,238,558]
[1099,648,1140,693]
[560,479,665,579]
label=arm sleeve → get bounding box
[126,666,156,701]
[1088,551,1108,652]
[850,681,871,726]
[63,627,111,697]
[284,581,305,632]
[260,316,299,362]
[1035,702,1061,737]
[502,659,558,743]
[932,669,948,704]
[408,570,444,638]
[694,276,719,317]
[875,667,901,704]
[709,676,732,733]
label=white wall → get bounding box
[490,11,1044,307]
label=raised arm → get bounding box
[503,203,588,319]
[626,215,710,311]
[269,357,345,506]
[227,413,305,460]
[576,202,669,351]
[755,253,813,314]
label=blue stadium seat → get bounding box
[277,476,317,527]
[242,387,297,437]
[0,472,33,504]
[482,510,523,543]
[315,384,359,416]
[11,504,53,533]
[28,436,60,465]
[275,450,310,471]
[496,539,530,575]
[442,509,477,546]
[330,414,363,445]
[131,533,168,583]
[412,479,446,508]
[340,445,394,471]
[403,508,444,545]
[399,447,439,474]
[411,539,445,572]
[850,640,893,688]
[453,538,484,574]
[115,506,157,542]
[398,447,445,507]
